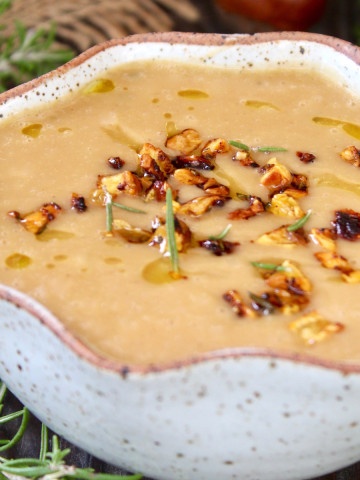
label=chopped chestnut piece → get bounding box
[267,193,304,218]
[223,290,256,318]
[265,260,312,295]
[228,196,265,220]
[178,195,229,217]
[8,202,62,234]
[201,138,230,159]
[314,251,353,274]
[149,216,191,253]
[107,156,125,169]
[288,311,344,345]
[233,150,259,168]
[97,171,142,198]
[172,155,215,170]
[173,169,230,196]
[139,143,174,177]
[112,219,151,243]
[165,129,202,155]
[290,173,308,192]
[140,153,165,181]
[201,177,230,196]
[296,151,316,163]
[256,225,308,247]
[339,146,360,167]
[144,180,171,202]
[199,239,239,256]
[342,270,360,284]
[309,228,336,251]
[332,209,360,241]
[260,158,292,193]
[71,193,87,213]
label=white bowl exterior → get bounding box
[1,33,360,480]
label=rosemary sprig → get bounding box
[229,141,287,153]
[103,188,113,233]
[229,140,250,151]
[165,188,179,274]
[256,146,287,152]
[287,210,312,232]
[112,202,146,214]
[0,2,74,92]
[0,381,29,453]
[251,262,288,271]
[209,224,232,241]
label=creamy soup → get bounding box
[0,61,360,365]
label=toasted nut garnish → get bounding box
[251,290,309,315]
[149,216,191,253]
[296,151,316,163]
[172,155,215,170]
[288,310,344,345]
[290,173,308,193]
[314,251,353,274]
[165,129,202,155]
[228,196,265,220]
[107,156,125,170]
[202,177,230,196]
[139,143,174,176]
[178,195,229,217]
[340,146,360,167]
[140,153,165,181]
[331,209,360,241]
[233,150,259,168]
[260,158,292,193]
[113,219,151,243]
[8,202,61,234]
[223,290,256,317]
[256,225,307,247]
[342,270,360,283]
[309,228,336,251]
[145,180,173,202]
[268,193,304,218]
[201,138,230,159]
[265,260,312,294]
[281,187,308,199]
[199,239,240,256]
[71,193,87,213]
[98,171,142,197]
[173,168,206,186]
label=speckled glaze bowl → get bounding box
[1,32,360,480]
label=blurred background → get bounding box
[1,1,360,480]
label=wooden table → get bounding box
[1,0,360,479]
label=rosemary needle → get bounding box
[251,262,288,271]
[229,140,250,151]
[209,224,232,241]
[103,188,113,233]
[287,210,312,232]
[165,188,179,274]
[257,146,287,152]
[112,202,146,214]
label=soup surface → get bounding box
[0,60,360,365]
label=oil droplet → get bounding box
[123,86,128,91]
[83,78,115,94]
[54,254,68,261]
[36,230,75,242]
[342,123,360,141]
[58,127,72,133]
[164,113,172,119]
[166,121,178,138]
[245,100,279,110]
[142,257,176,284]
[314,173,360,197]
[102,125,142,151]
[188,106,194,111]
[178,90,209,99]
[22,124,42,138]
[5,253,32,269]
[152,98,159,103]
[312,117,360,141]
[104,238,121,247]
[46,263,55,269]
[312,117,343,127]
[104,257,122,265]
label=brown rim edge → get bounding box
[1,31,360,376]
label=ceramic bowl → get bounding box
[1,32,360,480]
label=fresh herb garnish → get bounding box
[248,292,275,315]
[0,382,29,452]
[103,188,113,233]
[112,202,146,214]
[257,146,288,152]
[287,210,312,232]
[209,224,232,241]
[251,262,288,271]
[165,188,179,274]
[229,140,250,151]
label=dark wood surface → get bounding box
[1,0,360,479]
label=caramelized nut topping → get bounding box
[172,155,215,170]
[71,193,87,213]
[223,290,256,317]
[332,209,360,241]
[267,193,304,218]
[8,202,62,234]
[165,129,202,155]
[113,219,151,243]
[342,270,360,284]
[173,169,230,196]
[107,156,125,170]
[309,228,336,251]
[296,151,316,163]
[288,311,344,344]
[201,138,230,159]
[260,158,292,193]
[340,146,360,168]
[178,195,229,217]
[314,251,353,274]
[149,216,191,253]
[97,171,142,197]
[228,196,265,220]
[233,150,259,168]
[145,180,172,202]
[140,153,165,181]
[265,260,312,294]
[139,143,174,176]
[256,225,308,247]
[199,239,239,256]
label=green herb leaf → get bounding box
[257,146,288,152]
[251,262,288,271]
[39,424,48,462]
[229,140,250,151]
[165,188,179,274]
[112,202,146,214]
[287,210,312,232]
[103,188,113,233]
[248,292,275,314]
[209,224,232,241]
[0,407,29,452]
